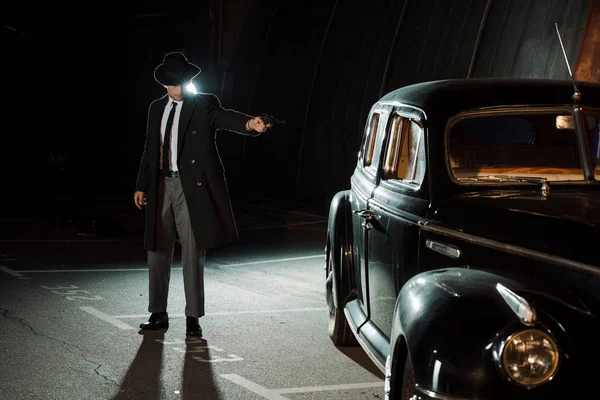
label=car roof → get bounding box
[378,78,600,118]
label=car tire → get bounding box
[326,245,358,346]
[400,355,416,400]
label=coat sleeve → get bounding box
[135,103,154,192]
[204,94,262,137]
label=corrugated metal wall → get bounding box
[574,0,600,82]
[216,0,591,207]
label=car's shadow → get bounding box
[335,346,385,379]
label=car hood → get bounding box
[431,188,600,267]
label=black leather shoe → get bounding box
[139,312,169,330]
[186,316,202,337]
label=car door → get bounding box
[349,105,391,329]
[362,110,429,350]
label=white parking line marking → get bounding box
[0,239,120,243]
[239,220,327,232]
[272,382,383,394]
[220,374,290,400]
[20,268,149,273]
[17,254,325,273]
[114,307,328,319]
[171,345,244,362]
[79,306,136,330]
[232,202,327,218]
[0,265,31,279]
[213,254,323,268]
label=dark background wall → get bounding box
[2,0,595,219]
[212,0,591,209]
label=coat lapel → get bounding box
[149,96,169,158]
[154,96,169,138]
[177,95,196,157]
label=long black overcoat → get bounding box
[135,91,259,251]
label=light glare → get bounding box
[186,83,197,93]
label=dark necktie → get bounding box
[162,102,177,172]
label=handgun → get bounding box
[260,113,286,127]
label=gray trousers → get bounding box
[148,175,206,318]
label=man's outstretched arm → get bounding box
[205,94,271,135]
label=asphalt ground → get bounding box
[0,200,385,400]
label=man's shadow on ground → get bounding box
[112,330,220,399]
[112,331,165,400]
[181,339,221,399]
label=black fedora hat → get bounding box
[154,51,201,86]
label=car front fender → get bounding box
[389,267,576,399]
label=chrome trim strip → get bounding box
[415,386,472,400]
[450,106,575,118]
[376,101,428,121]
[419,221,600,277]
[367,196,421,226]
[496,283,536,326]
[426,239,462,259]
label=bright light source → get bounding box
[556,115,574,129]
[186,82,197,93]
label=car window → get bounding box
[360,113,380,167]
[448,109,600,183]
[383,115,426,185]
[460,117,535,144]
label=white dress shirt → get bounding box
[160,97,183,171]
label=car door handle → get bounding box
[353,209,374,219]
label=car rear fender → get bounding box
[327,190,355,309]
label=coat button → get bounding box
[192,130,197,135]
[191,160,195,164]
[197,182,202,186]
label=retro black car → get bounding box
[325,78,600,400]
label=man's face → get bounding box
[165,84,184,101]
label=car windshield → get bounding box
[448,108,600,184]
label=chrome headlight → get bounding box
[501,329,560,387]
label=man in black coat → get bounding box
[133,51,270,336]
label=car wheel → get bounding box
[401,356,416,400]
[326,246,357,346]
